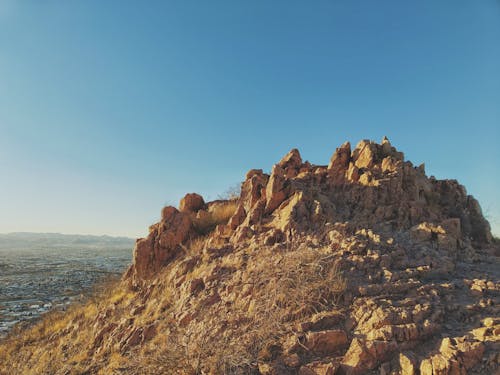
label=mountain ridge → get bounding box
[0,137,498,375]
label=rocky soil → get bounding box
[0,138,498,375]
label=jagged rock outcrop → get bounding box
[130,137,492,282]
[119,137,497,374]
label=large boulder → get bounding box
[179,193,205,213]
[131,206,192,279]
[328,141,351,184]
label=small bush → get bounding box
[191,201,238,235]
[217,184,241,200]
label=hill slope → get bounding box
[0,138,498,375]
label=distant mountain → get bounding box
[0,232,135,251]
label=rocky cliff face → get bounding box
[128,137,492,282]
[1,138,498,375]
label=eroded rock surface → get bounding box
[122,137,498,374]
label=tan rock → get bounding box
[278,148,303,178]
[131,206,192,279]
[299,362,339,375]
[265,165,289,213]
[305,330,348,355]
[158,208,192,250]
[298,311,345,332]
[419,358,433,375]
[328,141,351,183]
[241,169,268,212]
[132,236,156,278]
[352,140,377,169]
[399,352,417,375]
[342,339,398,374]
[227,203,246,230]
[346,162,360,182]
[381,156,398,173]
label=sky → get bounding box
[0,1,499,238]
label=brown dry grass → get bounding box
[191,200,238,235]
[0,239,346,375]
[132,244,347,374]
[0,277,132,375]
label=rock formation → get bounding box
[1,138,498,375]
[128,137,492,282]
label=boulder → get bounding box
[179,193,205,213]
[328,141,351,184]
[265,165,289,213]
[304,330,348,355]
[131,206,192,279]
[352,140,377,169]
[279,148,303,178]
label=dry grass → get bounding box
[186,235,208,255]
[137,245,347,374]
[191,200,238,235]
[0,277,132,375]
[0,237,346,375]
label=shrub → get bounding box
[191,201,238,235]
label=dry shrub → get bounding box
[217,184,241,201]
[0,276,129,375]
[135,245,347,374]
[132,322,258,375]
[186,235,208,255]
[246,245,347,355]
[0,238,346,375]
[191,200,238,235]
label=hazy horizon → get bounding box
[0,231,134,239]
[1,1,499,238]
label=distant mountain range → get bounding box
[0,232,135,251]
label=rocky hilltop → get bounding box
[0,138,498,375]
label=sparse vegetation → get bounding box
[217,183,242,201]
[191,200,238,235]
[0,240,346,375]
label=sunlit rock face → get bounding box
[128,137,492,282]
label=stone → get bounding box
[241,169,268,212]
[305,330,348,355]
[299,362,339,375]
[179,193,205,213]
[265,165,289,213]
[328,141,351,183]
[352,140,377,169]
[342,339,397,374]
[346,162,360,182]
[399,352,417,375]
[228,204,246,229]
[381,156,398,173]
[158,208,192,250]
[298,311,345,332]
[131,206,192,278]
[279,148,303,178]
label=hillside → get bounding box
[0,138,498,375]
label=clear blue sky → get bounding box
[0,1,499,238]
